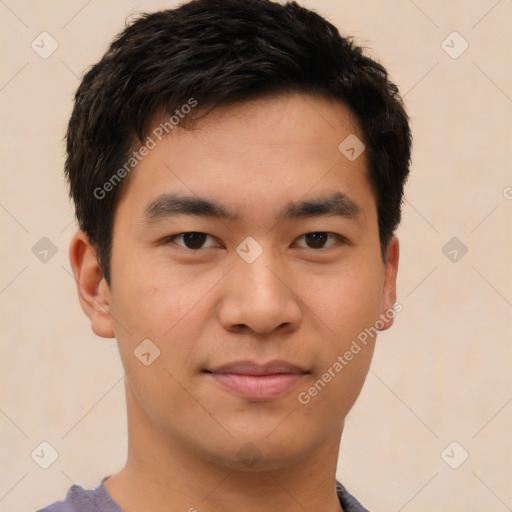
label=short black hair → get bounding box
[65,0,411,285]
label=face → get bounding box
[81,93,398,471]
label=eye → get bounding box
[294,232,343,249]
[166,232,220,250]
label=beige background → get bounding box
[1,0,511,511]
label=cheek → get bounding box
[108,255,225,387]
[108,273,207,424]
[295,257,383,411]
[294,266,381,419]
[296,345,374,430]
[109,247,214,336]
[297,258,384,342]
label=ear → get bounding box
[377,236,400,331]
[69,230,115,338]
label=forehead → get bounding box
[115,93,374,225]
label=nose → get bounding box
[217,254,303,336]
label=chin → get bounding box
[196,427,328,473]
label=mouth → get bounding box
[204,360,309,401]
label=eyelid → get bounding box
[162,231,348,251]
[293,232,348,249]
[165,232,221,249]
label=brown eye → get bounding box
[168,232,218,250]
[182,232,207,249]
[305,232,328,248]
[295,232,339,249]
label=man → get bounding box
[39,0,411,510]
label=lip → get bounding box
[205,360,308,401]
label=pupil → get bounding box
[306,232,327,248]
[184,232,206,249]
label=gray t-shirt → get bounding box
[36,478,370,511]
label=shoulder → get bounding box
[336,480,371,512]
[35,480,121,512]
[36,485,89,511]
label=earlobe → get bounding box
[69,230,115,338]
[378,236,400,331]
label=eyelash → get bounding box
[164,232,347,251]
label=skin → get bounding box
[70,93,399,512]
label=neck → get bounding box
[105,383,345,512]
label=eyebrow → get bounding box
[143,191,363,223]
